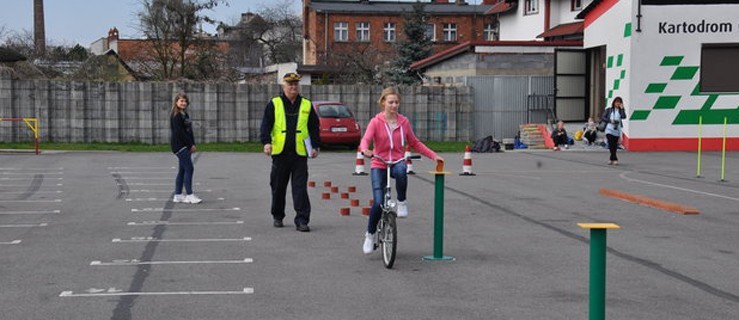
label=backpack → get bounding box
[472,136,501,153]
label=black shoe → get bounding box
[273,219,284,228]
[295,224,310,232]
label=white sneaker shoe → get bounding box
[397,201,408,218]
[183,194,202,204]
[363,232,374,254]
[172,194,185,203]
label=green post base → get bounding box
[422,255,455,261]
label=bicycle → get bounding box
[369,153,421,269]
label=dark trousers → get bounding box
[606,134,619,161]
[270,153,311,225]
[174,148,194,195]
[583,130,597,144]
[553,134,568,146]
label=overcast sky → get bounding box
[0,0,303,47]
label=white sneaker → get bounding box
[397,201,408,218]
[172,194,185,203]
[363,232,374,254]
[183,194,202,204]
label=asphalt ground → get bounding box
[0,149,737,320]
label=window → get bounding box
[700,43,739,92]
[571,0,582,11]
[483,22,499,41]
[524,0,538,14]
[425,24,436,42]
[356,22,370,42]
[383,23,396,42]
[334,22,348,42]
[442,23,457,42]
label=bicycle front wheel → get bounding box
[381,212,397,269]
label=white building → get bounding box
[577,0,739,151]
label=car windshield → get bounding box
[317,105,353,119]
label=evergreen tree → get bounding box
[388,1,431,85]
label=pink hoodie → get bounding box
[359,112,437,169]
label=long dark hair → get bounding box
[170,93,188,117]
[612,96,624,109]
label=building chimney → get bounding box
[108,27,119,41]
[33,0,46,56]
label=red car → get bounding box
[312,101,361,149]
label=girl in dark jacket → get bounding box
[170,93,202,204]
[602,97,627,165]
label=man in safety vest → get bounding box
[260,72,320,232]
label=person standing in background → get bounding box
[170,93,202,204]
[602,97,627,165]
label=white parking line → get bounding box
[0,184,63,187]
[0,172,63,175]
[127,220,243,226]
[108,166,175,170]
[0,210,60,215]
[123,183,201,186]
[90,258,253,266]
[125,197,224,202]
[0,190,62,195]
[109,172,174,174]
[0,199,62,203]
[0,240,22,245]
[60,287,253,297]
[112,237,252,243]
[0,177,63,181]
[119,177,172,180]
[0,167,63,170]
[127,189,212,193]
[0,223,48,228]
[131,207,240,212]
[620,172,739,202]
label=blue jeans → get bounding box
[174,148,194,195]
[367,162,407,234]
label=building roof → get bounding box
[537,22,584,38]
[409,40,583,70]
[309,1,493,14]
[575,0,604,19]
[485,1,517,14]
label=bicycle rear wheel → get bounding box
[381,211,397,268]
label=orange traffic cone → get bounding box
[460,145,476,176]
[405,145,415,175]
[352,148,367,176]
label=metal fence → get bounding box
[465,75,554,141]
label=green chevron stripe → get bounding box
[646,83,667,93]
[671,66,699,80]
[673,109,739,125]
[631,110,651,120]
[654,96,681,109]
[660,56,683,66]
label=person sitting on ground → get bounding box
[583,117,597,145]
[550,120,569,150]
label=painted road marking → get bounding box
[127,189,212,193]
[125,197,224,202]
[90,258,253,266]
[108,166,175,170]
[119,177,171,180]
[0,223,48,228]
[109,172,174,174]
[0,210,60,215]
[620,172,739,202]
[123,183,201,186]
[0,190,62,195]
[0,177,63,181]
[60,287,253,297]
[112,237,252,243]
[0,184,62,187]
[0,172,63,175]
[0,199,62,203]
[131,207,240,212]
[127,220,243,226]
[0,167,63,170]
[0,240,22,245]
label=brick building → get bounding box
[302,0,499,69]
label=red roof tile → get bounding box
[537,22,584,38]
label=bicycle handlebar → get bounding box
[370,154,421,165]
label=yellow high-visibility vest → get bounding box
[270,97,312,156]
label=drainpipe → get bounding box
[324,11,328,65]
[636,0,642,32]
[544,0,551,32]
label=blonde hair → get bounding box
[170,93,189,117]
[377,87,401,109]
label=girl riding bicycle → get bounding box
[359,87,444,254]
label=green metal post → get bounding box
[696,115,702,178]
[423,173,454,261]
[589,229,607,320]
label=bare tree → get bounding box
[136,0,227,80]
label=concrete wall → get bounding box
[0,71,473,143]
